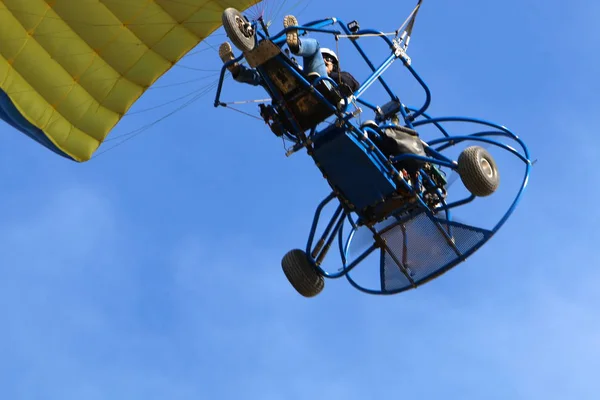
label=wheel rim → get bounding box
[480,157,494,178]
[235,16,254,38]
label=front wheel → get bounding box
[222,8,256,53]
[458,146,500,197]
[281,249,324,297]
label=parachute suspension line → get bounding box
[267,0,284,28]
[133,70,233,113]
[221,104,264,121]
[273,0,312,20]
[242,0,314,32]
[123,83,219,116]
[183,46,219,57]
[173,64,220,72]
[243,0,272,21]
[149,74,222,90]
[290,0,315,19]
[93,81,219,155]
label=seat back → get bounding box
[311,127,398,211]
[250,40,343,132]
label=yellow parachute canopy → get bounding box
[0,0,258,162]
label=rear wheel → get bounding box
[222,8,256,53]
[281,249,324,297]
[458,146,500,197]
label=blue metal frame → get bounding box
[214,9,532,295]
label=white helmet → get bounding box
[320,47,338,65]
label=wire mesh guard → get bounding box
[377,211,492,293]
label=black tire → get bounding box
[281,249,324,297]
[222,8,256,53]
[458,146,500,197]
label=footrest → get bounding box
[377,212,492,292]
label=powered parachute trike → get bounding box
[215,1,532,297]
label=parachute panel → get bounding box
[0,0,259,161]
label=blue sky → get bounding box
[1,0,599,398]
